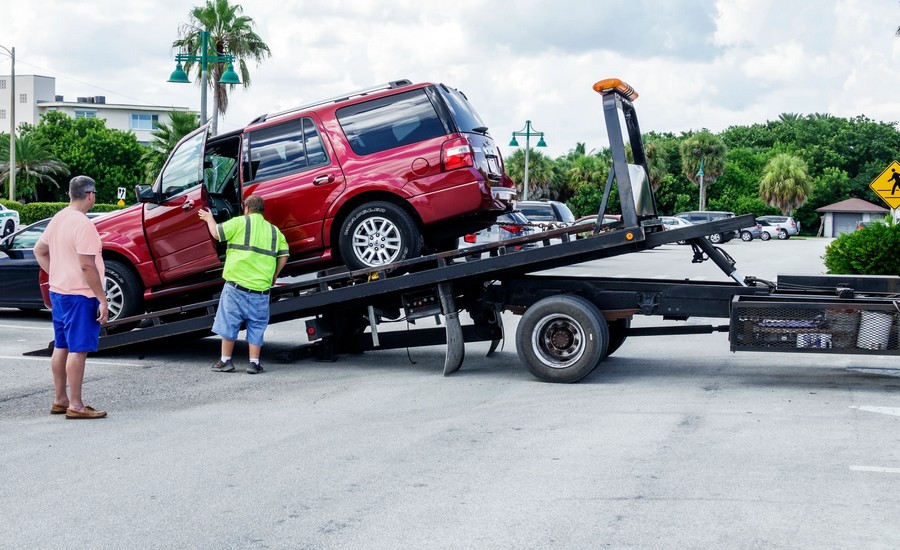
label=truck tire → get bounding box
[516,294,609,383]
[339,202,421,271]
[104,260,143,326]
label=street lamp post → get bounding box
[1,45,14,201]
[509,120,547,201]
[168,31,240,128]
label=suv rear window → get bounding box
[436,84,486,133]
[246,117,329,183]
[337,89,446,156]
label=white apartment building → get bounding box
[0,74,192,144]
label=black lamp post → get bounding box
[509,120,547,201]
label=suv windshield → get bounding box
[436,84,486,133]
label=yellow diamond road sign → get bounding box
[869,160,900,209]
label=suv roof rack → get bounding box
[249,79,413,124]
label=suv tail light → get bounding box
[442,138,474,171]
[500,224,525,234]
[463,233,477,244]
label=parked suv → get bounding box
[517,200,576,229]
[674,211,739,244]
[69,80,515,321]
[755,215,799,239]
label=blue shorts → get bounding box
[212,282,270,347]
[50,292,101,353]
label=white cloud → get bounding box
[2,0,900,158]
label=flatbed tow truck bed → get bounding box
[29,77,899,383]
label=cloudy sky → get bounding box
[3,0,900,158]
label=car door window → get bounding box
[159,130,205,199]
[247,117,329,183]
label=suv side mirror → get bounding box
[135,184,157,204]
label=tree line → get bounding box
[504,112,900,234]
[2,109,898,237]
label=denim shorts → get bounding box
[49,292,101,353]
[212,282,270,346]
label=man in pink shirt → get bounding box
[34,175,108,420]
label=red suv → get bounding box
[70,80,515,321]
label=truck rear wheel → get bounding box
[516,295,609,383]
[339,202,421,271]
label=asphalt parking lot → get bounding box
[2,237,898,549]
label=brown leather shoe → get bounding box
[50,403,68,415]
[65,406,107,420]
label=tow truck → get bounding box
[32,78,899,382]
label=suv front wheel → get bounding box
[707,233,724,244]
[339,201,421,270]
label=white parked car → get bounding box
[756,215,799,238]
[0,204,20,237]
[459,211,536,260]
[660,215,693,244]
[756,219,783,241]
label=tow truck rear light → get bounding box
[500,224,525,234]
[442,138,474,171]
[592,78,639,101]
[463,234,477,244]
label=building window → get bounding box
[19,93,27,103]
[0,80,6,90]
[75,110,97,119]
[0,109,5,120]
[130,113,159,130]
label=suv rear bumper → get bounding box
[490,187,517,201]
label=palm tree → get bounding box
[778,112,802,123]
[0,133,69,201]
[679,130,727,211]
[174,0,270,134]
[505,148,555,200]
[141,111,200,183]
[758,153,813,215]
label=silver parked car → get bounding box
[755,215,799,239]
[459,211,536,260]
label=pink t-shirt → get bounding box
[38,207,105,297]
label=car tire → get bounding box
[104,260,143,325]
[707,232,723,244]
[760,232,771,241]
[339,201,421,271]
[2,219,14,237]
[740,231,753,242]
[778,229,789,240]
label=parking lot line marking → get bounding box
[849,466,900,474]
[850,405,900,417]
[0,355,144,367]
[0,323,51,331]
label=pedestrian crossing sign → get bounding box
[869,160,900,209]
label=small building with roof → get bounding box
[815,198,890,237]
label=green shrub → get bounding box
[17,202,126,225]
[824,221,900,275]
[0,198,23,215]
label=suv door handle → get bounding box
[181,199,194,211]
[313,174,336,185]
